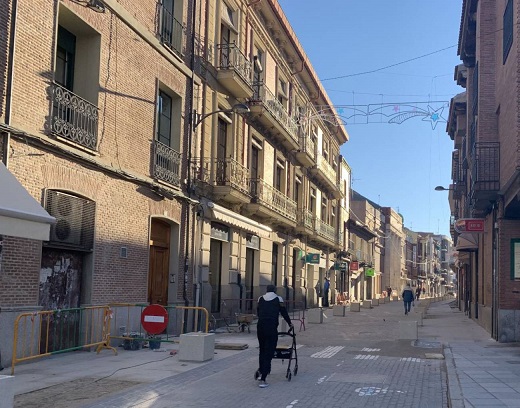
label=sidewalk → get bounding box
[6,298,520,408]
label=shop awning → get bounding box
[0,162,55,240]
[206,201,272,238]
[456,232,478,252]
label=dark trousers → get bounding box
[323,290,329,307]
[404,300,412,314]
[257,320,278,380]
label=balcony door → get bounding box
[56,26,75,91]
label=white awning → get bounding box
[207,201,272,238]
[0,162,55,240]
[456,232,478,252]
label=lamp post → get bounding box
[193,103,250,130]
[184,102,250,328]
[434,185,453,191]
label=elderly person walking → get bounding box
[402,284,414,315]
[255,285,293,388]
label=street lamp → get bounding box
[193,103,250,130]
[434,185,452,191]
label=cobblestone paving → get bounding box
[85,341,448,408]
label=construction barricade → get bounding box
[11,305,116,374]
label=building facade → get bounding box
[447,0,520,341]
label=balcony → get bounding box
[160,5,185,56]
[295,133,316,167]
[248,82,299,150]
[470,142,499,208]
[153,140,181,187]
[296,209,315,235]
[217,43,253,98]
[244,178,297,228]
[51,83,99,151]
[191,157,250,204]
[309,156,341,198]
[313,218,340,249]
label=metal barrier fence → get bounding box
[108,304,209,346]
[11,305,116,374]
[219,299,306,332]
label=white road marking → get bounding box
[355,387,406,396]
[285,400,299,408]
[354,354,380,360]
[361,347,381,352]
[317,375,328,384]
[400,357,421,362]
[311,346,344,358]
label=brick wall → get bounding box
[0,235,42,306]
[498,218,520,310]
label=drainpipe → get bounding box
[0,0,19,372]
[2,0,18,167]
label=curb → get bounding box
[444,345,465,408]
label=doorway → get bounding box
[149,219,171,305]
[245,247,255,312]
[209,239,223,313]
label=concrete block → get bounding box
[333,305,346,316]
[362,300,372,308]
[392,296,398,301]
[349,302,360,312]
[179,332,215,362]
[398,320,418,340]
[308,308,324,323]
[371,299,379,306]
[0,375,14,408]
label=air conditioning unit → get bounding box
[48,192,84,246]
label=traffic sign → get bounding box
[141,304,168,335]
[454,219,485,233]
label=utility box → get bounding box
[179,332,215,362]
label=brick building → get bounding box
[447,0,520,341]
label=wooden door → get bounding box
[149,219,171,306]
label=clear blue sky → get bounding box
[278,0,463,236]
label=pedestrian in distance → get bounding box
[416,286,422,300]
[255,285,293,388]
[323,277,330,307]
[386,286,392,299]
[402,284,414,315]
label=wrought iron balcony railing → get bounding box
[316,155,338,186]
[470,141,499,193]
[297,209,315,231]
[299,134,316,158]
[217,43,252,85]
[160,5,185,56]
[192,157,250,195]
[251,81,298,143]
[316,218,336,243]
[250,178,297,222]
[153,140,181,186]
[51,83,99,151]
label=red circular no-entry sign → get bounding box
[141,304,169,335]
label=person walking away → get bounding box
[255,285,293,388]
[323,277,330,307]
[402,284,414,315]
[416,286,422,300]
[386,286,392,299]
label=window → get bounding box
[310,187,316,212]
[277,78,288,109]
[272,243,279,285]
[56,26,76,91]
[275,160,284,192]
[504,0,513,64]
[217,117,228,160]
[321,196,328,222]
[158,91,172,146]
[161,0,183,55]
[323,138,329,162]
[294,175,301,204]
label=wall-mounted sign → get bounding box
[365,268,375,277]
[246,234,260,250]
[334,262,347,271]
[454,219,485,233]
[350,261,359,271]
[305,253,320,264]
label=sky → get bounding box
[278,0,463,237]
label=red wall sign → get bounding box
[454,219,485,233]
[350,261,359,271]
[141,304,169,335]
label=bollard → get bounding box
[179,333,215,362]
[308,308,324,323]
[333,305,346,316]
[349,302,360,312]
[362,300,372,309]
[371,299,379,307]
